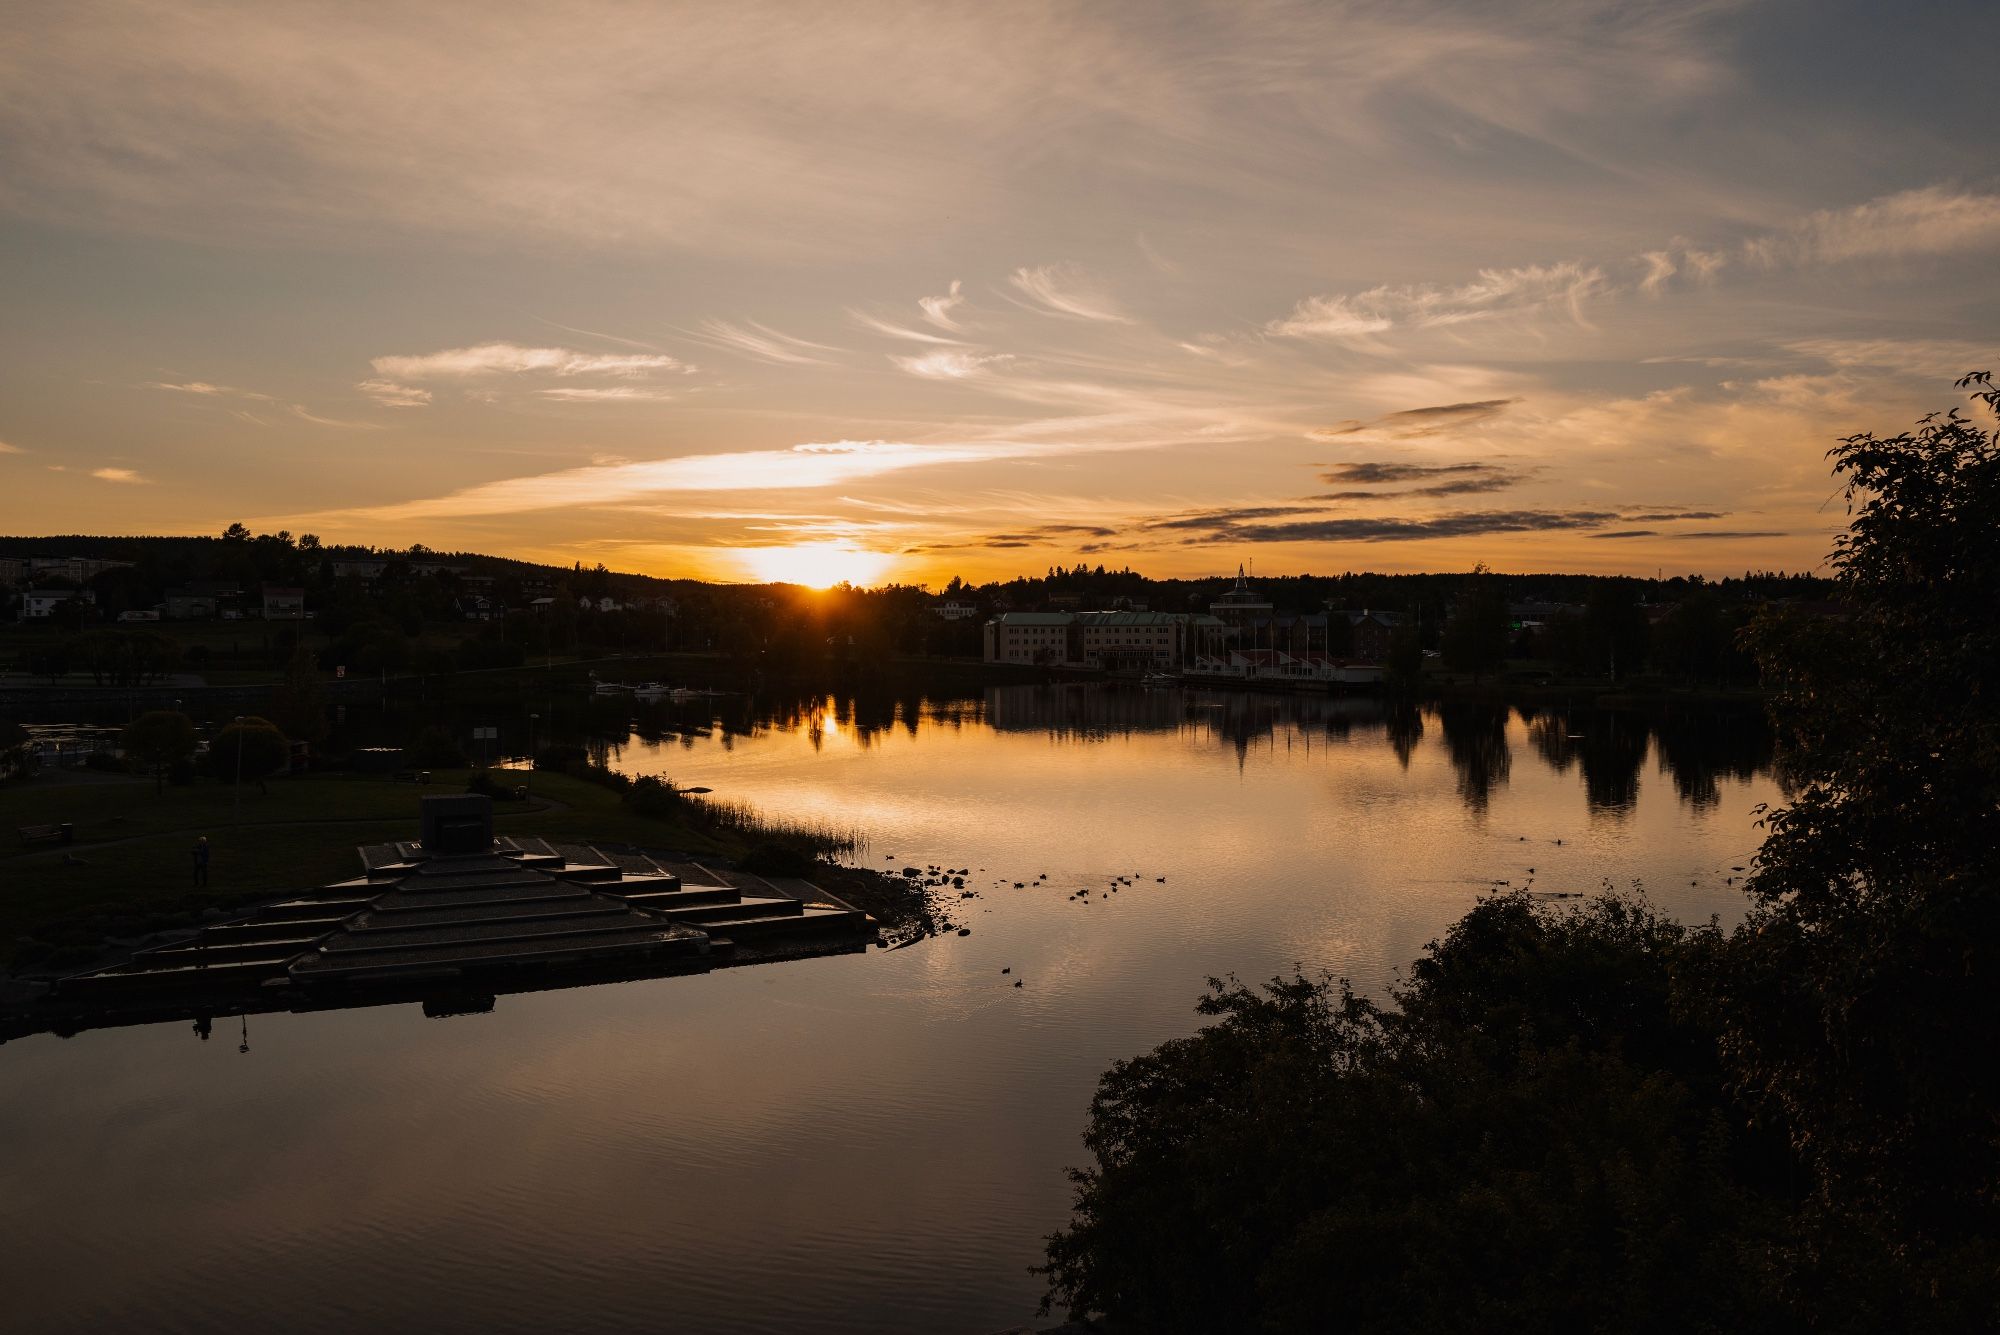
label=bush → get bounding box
[204,718,289,784]
[1040,893,1789,1334]
[465,769,526,801]
[622,774,679,818]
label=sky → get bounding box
[1,0,1996,587]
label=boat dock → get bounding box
[10,794,873,1038]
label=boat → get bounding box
[1141,671,1179,687]
[589,675,671,700]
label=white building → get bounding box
[23,589,95,619]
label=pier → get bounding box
[7,794,872,1040]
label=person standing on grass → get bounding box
[193,835,210,887]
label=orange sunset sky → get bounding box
[1,2,1995,586]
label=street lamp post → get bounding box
[232,714,245,826]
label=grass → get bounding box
[0,768,749,968]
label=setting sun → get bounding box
[736,542,895,588]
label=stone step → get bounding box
[192,919,346,944]
[658,896,804,925]
[618,885,744,911]
[347,897,630,934]
[289,925,706,982]
[699,905,867,942]
[57,954,299,993]
[148,935,326,963]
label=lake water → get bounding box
[0,684,1781,1334]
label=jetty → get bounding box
[5,794,872,1041]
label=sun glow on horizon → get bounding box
[735,542,896,589]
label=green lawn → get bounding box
[1,769,740,967]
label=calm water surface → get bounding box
[0,685,1780,1334]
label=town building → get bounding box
[29,555,131,583]
[261,585,307,620]
[931,599,981,621]
[1076,611,1191,670]
[1326,609,1404,664]
[984,610,1214,669]
[984,611,1079,665]
[23,589,95,619]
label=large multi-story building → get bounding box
[984,610,1216,669]
[984,611,1078,665]
[29,555,131,583]
[1076,611,1192,670]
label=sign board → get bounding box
[335,665,346,679]
[472,726,498,740]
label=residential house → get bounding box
[262,585,307,620]
[23,589,95,619]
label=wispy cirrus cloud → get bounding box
[1745,187,2000,269]
[684,320,843,367]
[1007,264,1131,324]
[356,379,432,408]
[371,343,686,379]
[919,281,967,332]
[289,405,378,429]
[305,439,1054,524]
[1270,263,1603,339]
[0,440,24,454]
[145,380,281,403]
[849,310,965,344]
[536,386,676,403]
[890,349,1012,380]
[1785,338,1996,380]
[91,466,145,483]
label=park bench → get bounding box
[17,823,72,847]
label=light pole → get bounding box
[232,714,245,826]
[528,712,539,764]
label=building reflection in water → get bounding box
[400,682,1776,826]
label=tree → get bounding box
[1583,580,1649,679]
[1383,621,1424,697]
[0,720,34,782]
[269,644,329,744]
[1718,374,2000,1324]
[1040,895,1787,1334]
[1041,376,2000,1334]
[206,717,289,789]
[1441,568,1509,680]
[221,522,251,542]
[122,710,196,795]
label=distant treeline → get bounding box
[4,528,1834,686]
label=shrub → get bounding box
[204,718,289,784]
[622,774,679,818]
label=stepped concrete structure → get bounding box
[14,795,872,1038]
